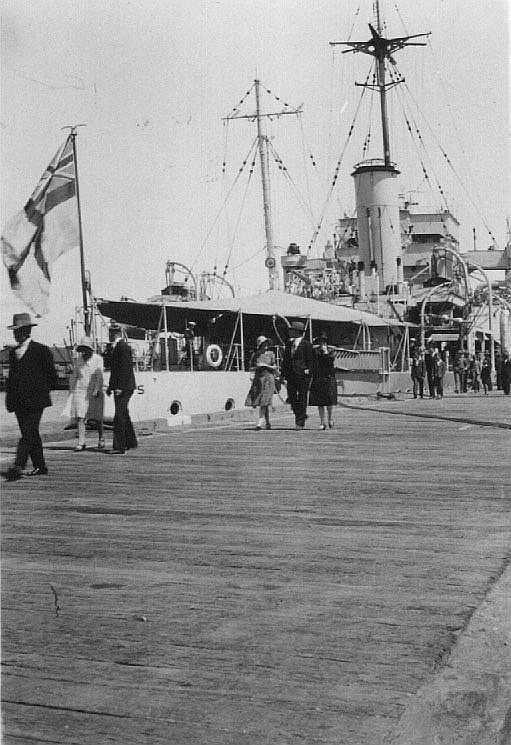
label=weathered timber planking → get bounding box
[1,398,510,744]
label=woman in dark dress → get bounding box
[309,333,338,430]
[481,355,492,394]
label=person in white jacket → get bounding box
[68,336,105,451]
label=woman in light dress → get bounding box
[245,336,278,430]
[68,336,105,451]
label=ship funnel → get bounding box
[352,159,403,290]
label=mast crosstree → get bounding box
[330,2,430,167]
[224,80,302,290]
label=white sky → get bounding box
[1,0,509,345]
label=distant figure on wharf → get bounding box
[3,313,57,481]
[501,352,511,395]
[281,321,314,430]
[453,350,469,394]
[410,348,426,400]
[245,336,279,430]
[481,354,493,395]
[309,332,337,429]
[431,348,446,399]
[106,328,138,455]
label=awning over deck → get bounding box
[97,290,408,333]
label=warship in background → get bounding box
[69,1,511,424]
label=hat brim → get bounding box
[7,322,37,329]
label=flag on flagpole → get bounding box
[1,136,80,317]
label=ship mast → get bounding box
[224,81,302,290]
[330,0,430,167]
[254,79,276,289]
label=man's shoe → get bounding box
[3,467,22,482]
[27,467,48,476]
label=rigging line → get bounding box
[397,72,500,245]
[328,3,360,176]
[390,63,450,211]
[231,245,266,271]
[362,68,377,158]
[347,3,362,42]
[223,153,257,273]
[221,119,229,175]
[297,113,316,218]
[425,35,475,178]
[229,81,256,117]
[307,62,373,255]
[392,61,452,211]
[190,137,259,270]
[268,140,316,228]
[393,2,409,35]
[220,119,232,273]
[263,83,292,110]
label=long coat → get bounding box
[108,340,136,392]
[309,346,337,406]
[411,357,426,380]
[281,337,314,382]
[6,340,58,413]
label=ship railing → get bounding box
[331,346,388,373]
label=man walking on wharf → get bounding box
[281,321,314,430]
[106,328,138,454]
[3,313,57,481]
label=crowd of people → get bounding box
[3,315,138,481]
[410,345,511,399]
[244,321,337,431]
[3,312,510,481]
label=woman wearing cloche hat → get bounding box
[66,336,105,451]
[244,335,279,430]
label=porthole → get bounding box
[169,400,181,416]
[225,398,235,411]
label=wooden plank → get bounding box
[2,397,510,744]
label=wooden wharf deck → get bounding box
[1,395,510,744]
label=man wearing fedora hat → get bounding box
[281,321,314,430]
[4,313,58,481]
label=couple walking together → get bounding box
[3,317,138,483]
[245,321,337,430]
[68,327,137,454]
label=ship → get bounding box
[72,2,511,425]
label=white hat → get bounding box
[77,335,94,351]
[256,335,268,347]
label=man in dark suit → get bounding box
[4,313,58,481]
[106,328,137,454]
[424,344,436,398]
[281,321,314,430]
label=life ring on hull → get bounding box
[205,344,223,368]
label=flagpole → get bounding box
[63,124,89,335]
